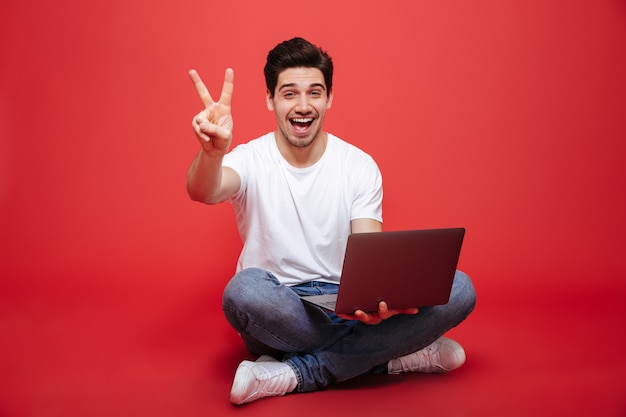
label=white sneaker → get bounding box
[388,337,466,374]
[230,355,298,405]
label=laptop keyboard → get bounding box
[316,300,337,310]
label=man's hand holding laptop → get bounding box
[337,301,419,325]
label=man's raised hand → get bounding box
[189,68,234,154]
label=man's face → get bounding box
[266,67,333,149]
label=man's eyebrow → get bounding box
[278,83,327,91]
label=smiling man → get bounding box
[186,37,476,405]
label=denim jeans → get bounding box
[222,267,476,392]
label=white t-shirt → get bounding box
[222,132,383,286]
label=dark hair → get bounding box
[264,37,334,97]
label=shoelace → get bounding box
[252,362,296,395]
[397,345,445,373]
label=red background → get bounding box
[2,1,626,416]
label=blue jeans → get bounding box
[222,267,476,392]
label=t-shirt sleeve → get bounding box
[351,156,383,223]
[222,144,248,198]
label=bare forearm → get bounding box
[186,149,224,204]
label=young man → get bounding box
[187,37,476,405]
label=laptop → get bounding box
[300,228,465,314]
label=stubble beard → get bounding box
[278,126,321,149]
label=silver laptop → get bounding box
[300,228,465,314]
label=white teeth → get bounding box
[291,118,313,123]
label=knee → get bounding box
[222,268,279,310]
[450,270,477,317]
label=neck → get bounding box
[275,131,328,168]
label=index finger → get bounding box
[188,69,214,108]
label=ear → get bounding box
[327,89,334,109]
[266,89,275,111]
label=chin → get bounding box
[281,129,317,148]
[287,136,315,148]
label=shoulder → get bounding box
[224,132,276,164]
[327,134,379,171]
[328,134,375,161]
[230,132,274,153]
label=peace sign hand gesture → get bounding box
[189,68,234,156]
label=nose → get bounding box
[294,94,312,113]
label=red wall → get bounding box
[2,0,625,304]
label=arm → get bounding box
[186,69,240,204]
[187,151,240,204]
[350,218,382,234]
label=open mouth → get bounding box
[290,117,314,131]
